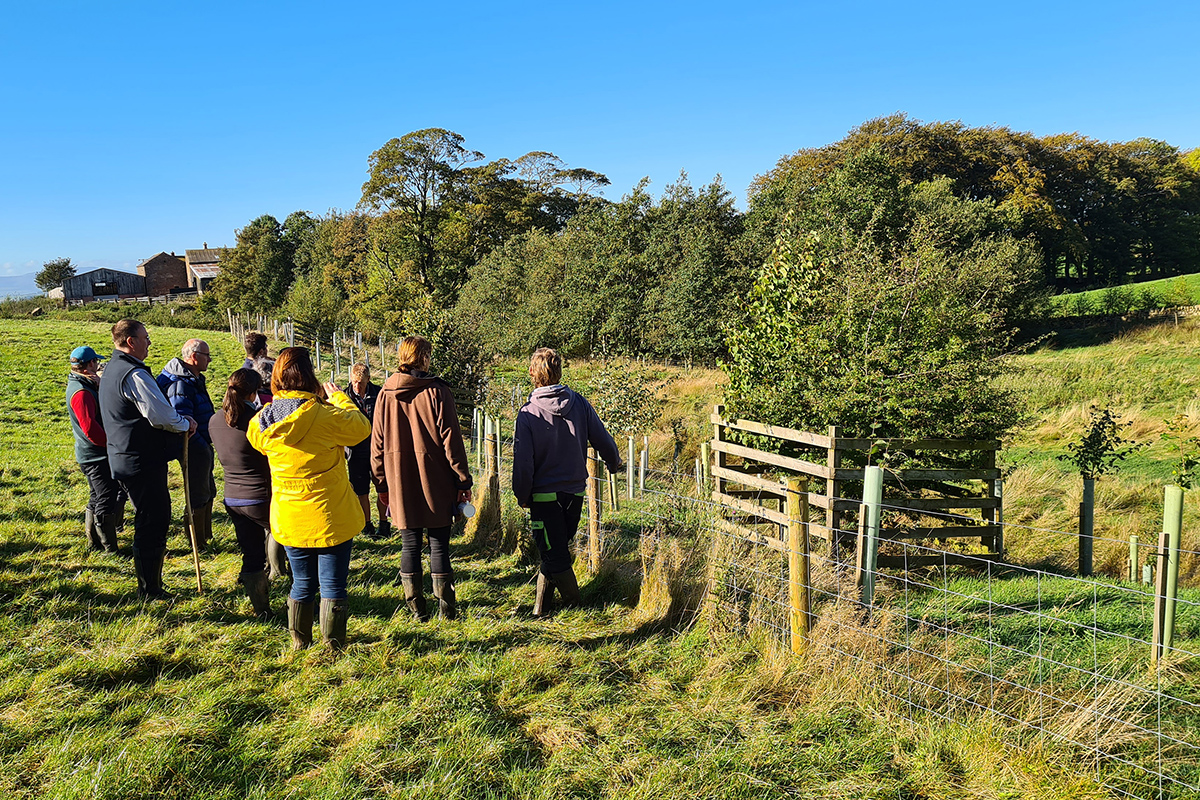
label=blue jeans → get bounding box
[284,539,353,602]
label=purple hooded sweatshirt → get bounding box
[511,384,622,505]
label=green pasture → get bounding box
[1,317,1195,798]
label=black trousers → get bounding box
[119,461,171,551]
[401,526,452,576]
[530,493,584,576]
[226,502,269,574]
[79,459,121,517]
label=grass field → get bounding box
[2,317,1195,798]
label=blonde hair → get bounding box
[529,348,561,388]
[397,336,432,371]
[350,363,369,382]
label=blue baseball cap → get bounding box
[70,346,106,364]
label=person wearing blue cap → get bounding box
[66,345,120,553]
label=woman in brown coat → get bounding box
[371,336,472,620]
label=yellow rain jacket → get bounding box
[247,389,372,548]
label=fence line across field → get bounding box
[228,318,1198,797]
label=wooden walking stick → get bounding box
[181,433,204,594]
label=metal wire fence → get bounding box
[470,418,1200,800]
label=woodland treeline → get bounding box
[210,115,1200,367]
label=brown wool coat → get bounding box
[371,370,473,530]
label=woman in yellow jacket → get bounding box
[248,347,371,650]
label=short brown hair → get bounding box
[397,336,432,371]
[244,331,268,358]
[529,348,561,388]
[350,363,369,382]
[272,347,323,396]
[111,319,144,347]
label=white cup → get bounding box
[457,501,476,519]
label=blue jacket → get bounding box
[156,357,215,445]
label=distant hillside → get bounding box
[0,273,41,299]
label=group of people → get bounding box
[67,319,623,650]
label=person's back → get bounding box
[512,384,620,505]
[511,348,621,617]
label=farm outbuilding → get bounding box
[185,247,222,294]
[62,268,146,302]
[137,252,189,296]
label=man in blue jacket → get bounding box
[157,338,216,548]
[512,348,622,616]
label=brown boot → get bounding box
[431,573,456,620]
[287,598,313,649]
[550,569,582,606]
[320,598,349,649]
[533,572,554,617]
[400,572,428,621]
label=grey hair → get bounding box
[182,339,208,359]
[251,357,274,387]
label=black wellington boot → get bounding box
[85,508,103,551]
[400,572,429,621]
[532,572,555,618]
[319,598,349,649]
[98,512,120,554]
[550,569,582,606]
[239,570,271,619]
[288,598,314,649]
[133,547,172,601]
[431,573,456,620]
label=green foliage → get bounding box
[281,272,348,340]
[581,359,665,435]
[1058,406,1144,479]
[1161,415,1200,489]
[749,114,1200,290]
[456,174,749,363]
[34,257,74,292]
[724,152,1040,440]
[211,215,296,312]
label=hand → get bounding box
[458,489,472,504]
[322,381,341,397]
[185,416,197,436]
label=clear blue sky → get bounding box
[1,0,1196,276]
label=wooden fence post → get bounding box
[1079,477,1095,577]
[860,466,883,608]
[787,477,811,652]
[314,341,321,372]
[587,447,601,573]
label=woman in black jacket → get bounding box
[209,368,286,617]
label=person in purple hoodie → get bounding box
[512,347,623,616]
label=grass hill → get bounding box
[3,317,1195,798]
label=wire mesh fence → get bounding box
[467,413,1200,800]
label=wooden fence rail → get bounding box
[710,405,1004,566]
